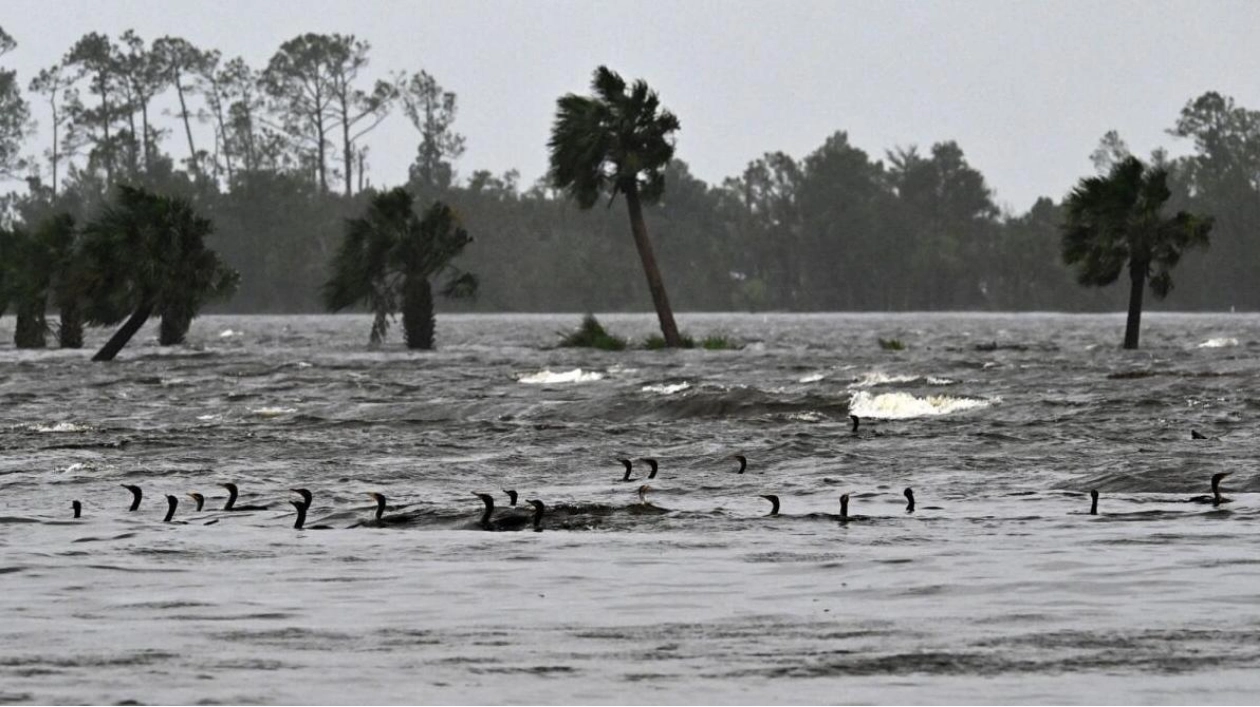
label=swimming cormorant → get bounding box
[289,499,332,530]
[1191,430,1211,440]
[732,455,748,474]
[503,488,519,506]
[759,494,780,516]
[850,415,861,432]
[473,492,533,531]
[1089,489,1099,515]
[163,495,179,522]
[641,458,659,479]
[525,499,546,531]
[122,484,142,511]
[187,492,205,512]
[839,493,870,522]
[72,500,82,518]
[617,458,636,482]
[1188,472,1232,506]
[904,488,915,513]
[358,492,425,526]
[220,482,270,511]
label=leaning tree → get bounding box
[323,187,476,349]
[1061,156,1213,349]
[80,185,239,361]
[548,66,684,347]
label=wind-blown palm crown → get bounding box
[1061,156,1212,349]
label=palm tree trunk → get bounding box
[1124,261,1146,350]
[58,300,83,349]
[624,185,682,347]
[159,306,192,346]
[93,303,153,361]
[14,300,47,349]
[402,275,435,350]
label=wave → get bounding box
[250,407,297,417]
[641,382,691,395]
[848,390,992,419]
[1198,337,1239,348]
[850,372,959,388]
[28,421,90,433]
[517,368,605,385]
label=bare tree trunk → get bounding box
[93,303,153,361]
[14,301,47,349]
[341,99,352,197]
[624,185,682,347]
[175,72,199,175]
[58,300,83,348]
[1124,261,1146,350]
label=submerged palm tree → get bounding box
[1062,156,1213,349]
[0,213,83,349]
[548,66,683,347]
[323,187,476,349]
[81,185,239,361]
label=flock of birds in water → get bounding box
[58,415,1238,532]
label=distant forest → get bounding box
[2,28,1258,313]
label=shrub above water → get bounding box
[558,314,628,350]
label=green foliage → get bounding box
[878,338,906,351]
[644,333,695,350]
[324,187,475,348]
[557,314,627,351]
[700,334,740,350]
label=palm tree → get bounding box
[1061,156,1213,349]
[0,224,50,348]
[323,187,476,349]
[80,185,239,361]
[548,66,683,347]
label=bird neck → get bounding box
[480,497,494,526]
[224,486,238,510]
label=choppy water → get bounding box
[3,312,1260,704]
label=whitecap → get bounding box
[196,414,221,422]
[848,390,992,419]
[799,373,825,383]
[517,368,605,384]
[219,329,238,338]
[30,421,89,433]
[787,411,826,422]
[641,382,690,395]
[250,407,297,417]
[1198,337,1238,348]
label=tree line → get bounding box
[1,27,1256,328]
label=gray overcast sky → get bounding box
[5,0,1260,211]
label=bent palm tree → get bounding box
[81,185,239,361]
[548,66,683,347]
[1061,156,1213,349]
[323,187,476,349]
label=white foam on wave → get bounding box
[787,411,826,422]
[219,329,238,338]
[799,373,825,383]
[850,372,959,388]
[848,390,993,419]
[250,407,297,417]
[641,382,690,395]
[30,421,89,433]
[518,368,605,385]
[1198,337,1238,348]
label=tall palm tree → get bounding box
[1061,156,1213,349]
[0,213,86,349]
[81,185,239,361]
[548,66,683,347]
[323,187,476,349]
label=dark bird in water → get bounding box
[473,492,534,531]
[850,415,861,432]
[839,493,870,522]
[1188,472,1232,506]
[72,500,82,518]
[1089,489,1099,516]
[503,488,519,506]
[904,488,916,513]
[1191,430,1210,440]
[220,482,270,511]
[732,455,748,474]
[525,499,546,532]
[289,499,332,530]
[163,495,179,523]
[359,492,424,526]
[642,458,659,479]
[760,494,780,516]
[291,488,313,507]
[850,415,882,437]
[187,492,205,512]
[617,458,636,482]
[122,484,142,511]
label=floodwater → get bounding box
[2,312,1260,705]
